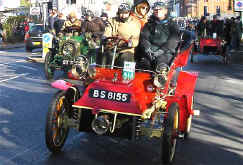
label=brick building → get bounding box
[181,0,235,18]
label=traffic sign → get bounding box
[42,33,53,58]
[30,7,40,15]
[234,0,243,11]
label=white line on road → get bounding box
[0,73,29,83]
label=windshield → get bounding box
[30,25,43,33]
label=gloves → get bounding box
[145,47,156,61]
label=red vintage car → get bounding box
[191,36,231,64]
[45,37,200,164]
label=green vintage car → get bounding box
[44,30,98,80]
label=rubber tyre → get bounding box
[184,96,194,139]
[45,91,70,153]
[161,102,179,165]
[44,52,55,80]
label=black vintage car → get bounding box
[25,24,44,52]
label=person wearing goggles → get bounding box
[102,3,141,66]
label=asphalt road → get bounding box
[0,48,243,165]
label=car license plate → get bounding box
[89,89,131,103]
[33,42,41,45]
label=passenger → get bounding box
[101,3,141,66]
[100,12,109,26]
[81,10,106,40]
[208,15,223,38]
[196,16,209,38]
[130,0,150,29]
[135,1,180,72]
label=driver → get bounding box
[61,11,81,35]
[102,3,141,66]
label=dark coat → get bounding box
[54,18,65,34]
[81,17,106,38]
[208,20,224,37]
[196,21,210,37]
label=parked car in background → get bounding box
[25,24,44,52]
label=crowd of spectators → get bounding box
[174,15,242,51]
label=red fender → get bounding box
[165,71,198,132]
[166,96,188,132]
[51,80,73,91]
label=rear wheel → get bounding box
[44,52,55,80]
[161,103,179,164]
[45,91,69,153]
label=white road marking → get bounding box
[225,78,243,84]
[0,73,29,83]
[0,59,26,66]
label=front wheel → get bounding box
[44,52,55,80]
[45,91,69,153]
[184,96,194,139]
[161,103,179,164]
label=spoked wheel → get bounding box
[45,91,69,153]
[61,40,77,57]
[44,52,55,80]
[161,103,179,165]
[184,96,193,139]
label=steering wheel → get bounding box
[64,26,80,33]
[102,36,129,50]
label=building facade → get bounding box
[55,0,132,18]
[181,0,235,18]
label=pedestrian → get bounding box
[54,13,66,36]
[47,9,58,34]
[235,16,242,50]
